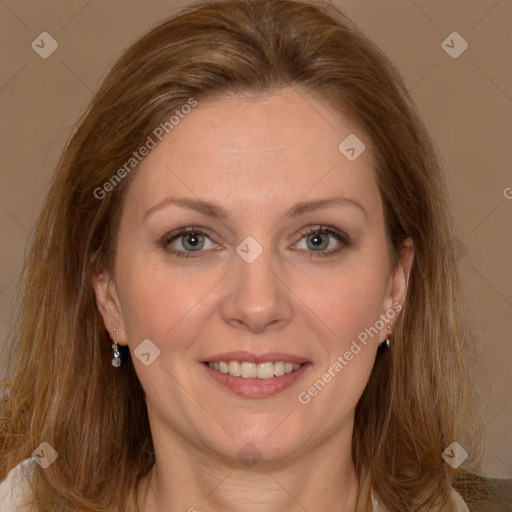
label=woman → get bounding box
[0,0,493,510]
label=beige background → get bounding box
[0,0,510,478]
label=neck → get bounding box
[137,429,359,512]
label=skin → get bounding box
[93,87,414,512]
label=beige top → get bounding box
[1,459,470,511]
[0,459,34,511]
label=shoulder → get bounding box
[450,488,470,512]
[0,459,35,511]
[371,487,470,511]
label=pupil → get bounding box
[311,234,322,246]
[187,234,199,246]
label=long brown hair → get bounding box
[1,0,483,510]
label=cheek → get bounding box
[295,257,390,347]
[116,257,221,349]
[294,263,387,424]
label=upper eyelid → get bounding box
[297,226,347,237]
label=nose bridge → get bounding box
[221,237,293,332]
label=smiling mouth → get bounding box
[205,361,303,379]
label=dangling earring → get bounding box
[385,325,392,348]
[380,325,392,349]
[111,328,121,367]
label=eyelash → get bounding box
[160,225,349,259]
[160,226,217,259]
[296,226,349,258]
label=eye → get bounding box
[160,225,348,259]
[161,227,219,258]
[294,226,349,257]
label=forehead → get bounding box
[124,88,380,215]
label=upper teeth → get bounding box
[208,361,302,379]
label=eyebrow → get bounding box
[144,195,367,221]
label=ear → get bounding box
[380,237,414,337]
[91,269,128,345]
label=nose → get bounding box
[221,245,294,334]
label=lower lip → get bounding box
[201,363,312,398]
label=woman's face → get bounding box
[94,88,412,465]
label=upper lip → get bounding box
[203,351,310,365]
